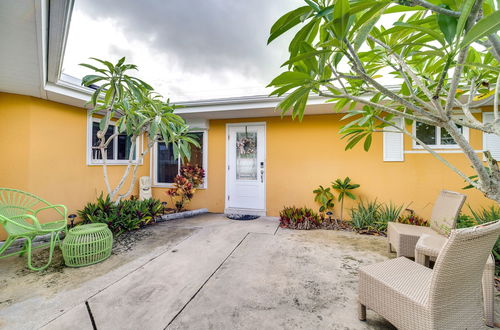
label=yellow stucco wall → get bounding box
[0,91,496,240]
[154,114,494,220]
[0,93,149,239]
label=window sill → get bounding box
[152,183,207,190]
[87,161,143,166]
[405,149,482,154]
[412,145,461,150]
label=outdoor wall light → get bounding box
[68,214,77,228]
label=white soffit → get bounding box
[178,99,341,119]
[0,0,47,98]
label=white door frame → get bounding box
[225,122,266,216]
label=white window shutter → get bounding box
[383,117,404,162]
[483,112,500,160]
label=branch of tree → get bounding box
[444,49,469,116]
[494,73,500,121]
[487,35,500,63]
[442,120,491,190]
[110,137,138,201]
[103,131,120,148]
[461,78,484,127]
[344,40,366,74]
[388,62,436,112]
[318,91,439,125]
[329,64,349,94]
[117,139,154,202]
[353,67,440,120]
[97,89,118,198]
[399,0,460,17]
[367,35,443,113]
[444,0,484,116]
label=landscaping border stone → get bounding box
[157,208,209,222]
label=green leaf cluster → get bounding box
[267,0,500,151]
[80,57,198,161]
[314,176,360,220]
[313,185,335,212]
[77,193,165,235]
[331,176,360,201]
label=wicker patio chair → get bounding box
[359,220,500,330]
[0,188,67,271]
[387,190,466,258]
[415,233,496,327]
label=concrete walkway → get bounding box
[1,214,395,329]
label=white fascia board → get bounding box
[45,81,89,108]
[47,0,75,84]
[176,94,327,114]
[34,0,49,99]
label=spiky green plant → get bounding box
[376,202,405,232]
[349,199,380,232]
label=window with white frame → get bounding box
[88,118,139,164]
[154,131,207,186]
[414,121,468,149]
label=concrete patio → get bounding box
[1,214,406,329]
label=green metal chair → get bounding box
[0,188,67,271]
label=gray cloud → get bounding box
[75,0,302,97]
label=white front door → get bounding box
[226,123,266,215]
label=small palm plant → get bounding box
[313,185,335,213]
[332,177,360,221]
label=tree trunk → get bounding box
[340,199,344,222]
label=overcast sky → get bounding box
[62,0,303,102]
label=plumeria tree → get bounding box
[267,0,500,203]
[81,57,198,202]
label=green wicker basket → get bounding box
[62,223,113,267]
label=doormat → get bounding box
[226,214,260,221]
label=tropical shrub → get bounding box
[456,213,477,228]
[350,200,407,233]
[397,209,429,227]
[279,206,324,230]
[376,202,405,232]
[78,194,164,234]
[167,164,205,212]
[140,197,165,218]
[180,163,205,187]
[77,193,115,225]
[313,185,335,213]
[331,177,360,221]
[350,200,381,232]
[167,176,195,212]
[468,205,500,224]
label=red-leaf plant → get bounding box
[166,164,205,212]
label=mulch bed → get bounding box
[316,219,354,231]
[280,218,387,236]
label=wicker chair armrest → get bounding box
[33,204,68,219]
